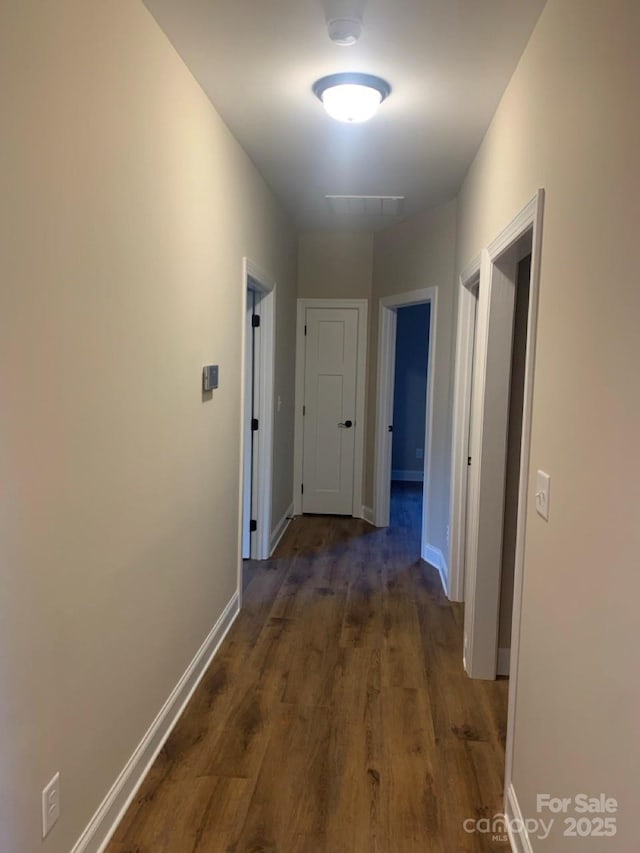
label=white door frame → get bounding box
[293,298,368,518]
[238,258,276,586]
[500,191,545,825]
[372,287,437,566]
[242,292,255,561]
[448,258,481,602]
[460,189,545,684]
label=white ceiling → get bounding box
[144,0,546,230]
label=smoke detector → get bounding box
[327,16,362,46]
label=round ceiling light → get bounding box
[313,73,391,124]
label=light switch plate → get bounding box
[202,365,219,392]
[42,772,60,838]
[535,470,551,521]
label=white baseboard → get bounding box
[506,782,533,853]
[270,501,294,555]
[71,591,240,853]
[497,646,511,676]
[361,505,375,525]
[391,469,424,482]
[424,544,448,596]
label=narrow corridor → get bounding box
[109,487,508,852]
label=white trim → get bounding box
[463,190,544,683]
[293,300,305,516]
[71,592,240,853]
[497,646,511,677]
[424,544,448,596]
[293,299,368,518]
[448,256,481,602]
[381,289,437,310]
[464,244,517,680]
[504,189,545,795]
[241,294,254,561]
[506,783,534,853]
[239,263,252,581]
[361,505,375,525]
[240,258,276,568]
[451,191,545,835]
[391,469,424,482]
[372,288,437,574]
[373,304,397,526]
[270,501,294,555]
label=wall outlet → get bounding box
[42,772,60,838]
[416,448,424,460]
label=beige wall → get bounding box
[366,200,457,560]
[297,231,374,299]
[456,0,639,846]
[0,2,296,852]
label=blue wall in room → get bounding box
[392,303,430,478]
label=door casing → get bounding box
[237,258,276,596]
[448,258,481,602]
[372,288,438,578]
[242,290,255,560]
[450,190,544,696]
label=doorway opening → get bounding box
[448,190,545,848]
[495,253,530,676]
[449,191,544,694]
[240,259,276,571]
[389,303,431,553]
[373,288,438,581]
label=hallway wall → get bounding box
[0,2,296,852]
[297,231,374,299]
[455,0,639,846]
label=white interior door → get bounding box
[463,299,481,662]
[463,287,480,601]
[242,291,255,559]
[302,307,358,515]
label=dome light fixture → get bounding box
[313,73,391,124]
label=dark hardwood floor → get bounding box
[108,484,509,852]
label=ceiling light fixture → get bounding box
[313,73,391,124]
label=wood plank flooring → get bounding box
[108,483,509,852]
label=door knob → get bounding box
[338,419,353,428]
